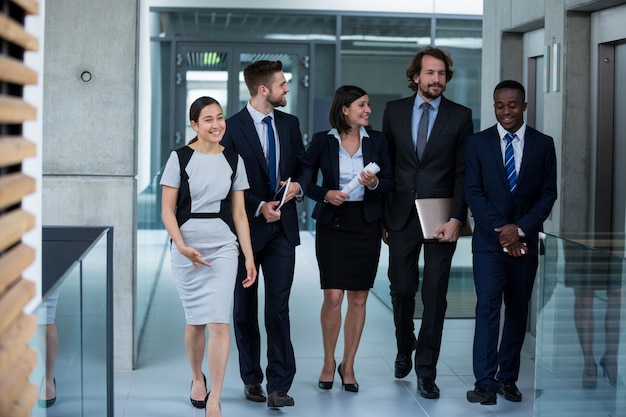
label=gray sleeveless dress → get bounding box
[160,149,249,324]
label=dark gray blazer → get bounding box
[382,94,473,231]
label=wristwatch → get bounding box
[517,227,525,239]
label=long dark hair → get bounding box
[188,96,221,144]
[328,85,368,134]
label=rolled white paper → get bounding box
[341,162,381,194]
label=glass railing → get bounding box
[536,233,624,416]
[30,226,113,417]
[136,170,169,356]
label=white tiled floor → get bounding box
[115,233,535,417]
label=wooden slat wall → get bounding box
[0,0,39,416]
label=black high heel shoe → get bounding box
[318,360,336,390]
[38,378,56,408]
[600,357,618,386]
[337,362,359,392]
[190,373,208,409]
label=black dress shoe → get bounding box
[417,376,439,399]
[190,373,207,409]
[498,379,522,402]
[394,354,412,379]
[244,383,266,402]
[338,362,359,392]
[394,339,417,378]
[467,383,497,405]
[267,389,295,408]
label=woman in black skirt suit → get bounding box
[305,85,393,392]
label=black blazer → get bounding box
[465,125,557,256]
[221,107,312,250]
[382,94,474,231]
[305,129,393,225]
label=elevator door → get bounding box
[613,42,626,234]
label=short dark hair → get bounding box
[328,85,368,134]
[243,60,283,96]
[494,80,526,101]
[406,46,454,91]
[188,96,221,144]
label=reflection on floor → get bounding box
[371,239,477,319]
[114,233,535,417]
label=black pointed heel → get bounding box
[38,378,56,408]
[338,362,359,392]
[600,357,618,386]
[318,360,336,390]
[190,373,208,409]
[318,380,333,390]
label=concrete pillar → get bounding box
[42,0,138,370]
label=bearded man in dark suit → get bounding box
[382,46,473,399]
[221,60,311,409]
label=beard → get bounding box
[268,94,287,108]
[419,82,446,100]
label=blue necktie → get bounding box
[416,102,431,159]
[263,116,277,193]
[505,133,517,194]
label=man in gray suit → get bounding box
[382,46,473,399]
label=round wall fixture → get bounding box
[80,71,92,82]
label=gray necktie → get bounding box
[416,102,431,159]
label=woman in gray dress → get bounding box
[161,96,256,417]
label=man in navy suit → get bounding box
[221,60,311,408]
[465,80,557,405]
[382,46,473,399]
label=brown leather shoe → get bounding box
[267,390,294,408]
[244,383,266,402]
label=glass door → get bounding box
[173,43,310,150]
[173,43,311,229]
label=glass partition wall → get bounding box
[31,227,113,417]
[536,233,624,417]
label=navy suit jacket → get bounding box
[464,125,557,256]
[382,94,473,231]
[305,129,393,225]
[221,107,312,251]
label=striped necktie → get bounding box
[504,133,517,194]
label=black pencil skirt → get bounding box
[315,201,382,291]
